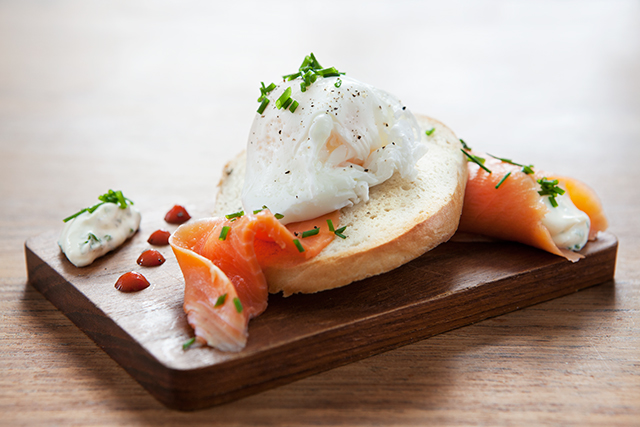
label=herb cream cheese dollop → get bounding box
[540,191,590,251]
[58,202,141,267]
[241,75,427,224]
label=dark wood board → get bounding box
[24,207,618,411]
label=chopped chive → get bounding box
[63,209,89,222]
[225,210,244,219]
[537,177,565,208]
[219,226,230,240]
[283,72,301,81]
[495,172,511,189]
[301,228,320,238]
[182,337,196,350]
[257,98,269,114]
[522,165,535,175]
[293,239,305,252]
[488,153,515,164]
[253,204,269,214]
[335,225,347,234]
[425,127,435,136]
[233,297,243,313]
[257,82,276,102]
[335,232,347,239]
[114,190,126,207]
[84,233,100,245]
[274,213,284,220]
[275,87,292,109]
[214,293,227,307]
[326,219,335,232]
[63,189,134,222]
[461,149,492,173]
[317,66,342,77]
[459,139,471,151]
[279,53,345,94]
[282,97,293,110]
[488,153,535,175]
[289,100,299,113]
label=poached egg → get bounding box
[241,75,426,224]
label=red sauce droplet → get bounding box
[115,271,150,292]
[137,249,166,267]
[164,205,191,224]
[147,229,171,246]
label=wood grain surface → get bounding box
[1,0,639,425]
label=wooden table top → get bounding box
[1,1,638,425]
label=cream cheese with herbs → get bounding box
[540,191,590,251]
[58,202,141,267]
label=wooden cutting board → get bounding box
[25,205,618,411]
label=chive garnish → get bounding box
[219,226,230,240]
[274,213,284,220]
[326,219,335,232]
[495,172,511,189]
[84,233,100,245]
[253,205,270,214]
[425,127,435,136]
[275,87,292,109]
[325,220,347,238]
[256,82,277,113]
[334,225,348,239]
[225,211,244,219]
[257,98,269,114]
[63,189,134,223]
[317,67,341,77]
[537,178,565,208]
[283,53,345,92]
[233,297,243,313]
[257,81,276,102]
[257,54,344,116]
[182,337,196,351]
[488,154,535,175]
[461,149,491,173]
[293,239,305,252]
[214,293,227,307]
[460,139,471,151]
[301,228,320,238]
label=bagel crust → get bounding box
[214,115,467,296]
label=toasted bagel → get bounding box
[214,115,467,296]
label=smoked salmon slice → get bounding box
[169,209,338,352]
[458,151,608,261]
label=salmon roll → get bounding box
[458,150,608,262]
[170,210,337,351]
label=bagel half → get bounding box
[214,115,467,296]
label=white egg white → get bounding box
[241,75,427,224]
